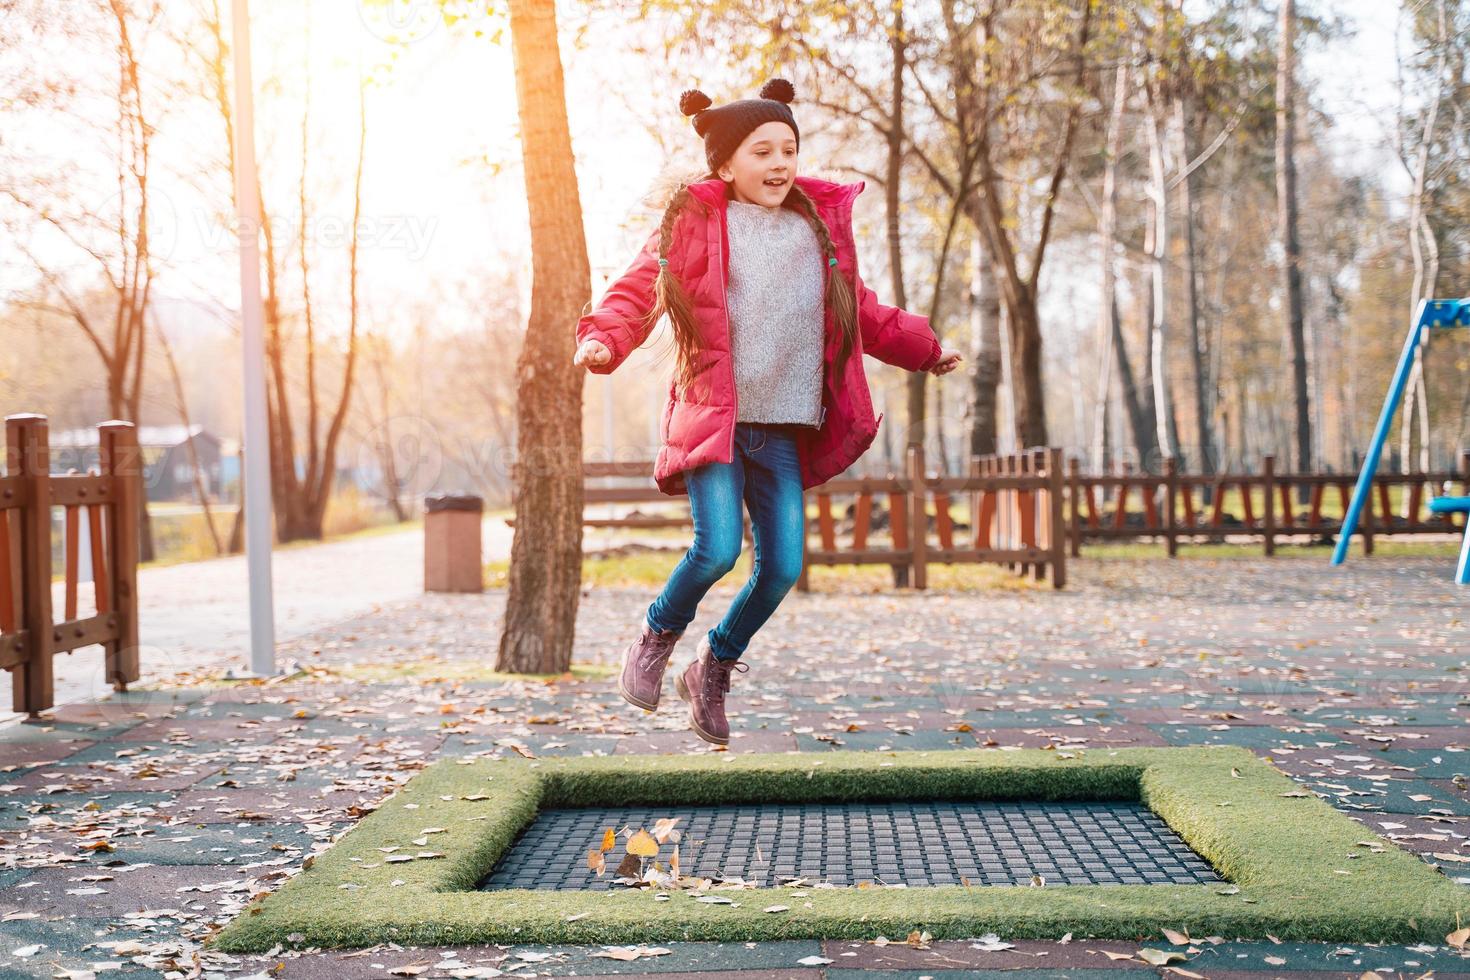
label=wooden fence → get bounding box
[2,415,142,717]
[1067,453,1470,556]
[557,446,1068,589]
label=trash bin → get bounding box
[424,492,483,593]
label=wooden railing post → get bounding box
[1362,466,1375,556]
[1027,449,1044,582]
[908,444,927,590]
[6,414,54,716]
[1164,457,1179,558]
[98,421,141,691]
[888,467,909,588]
[1048,448,1066,588]
[1067,456,1082,558]
[1262,454,1276,557]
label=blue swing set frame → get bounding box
[1331,298,1470,583]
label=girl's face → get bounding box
[717,120,798,207]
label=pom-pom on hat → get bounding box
[679,78,800,175]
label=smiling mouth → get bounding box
[763,177,788,188]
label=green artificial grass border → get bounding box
[206,746,1470,952]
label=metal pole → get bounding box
[1331,301,1427,566]
[230,0,278,675]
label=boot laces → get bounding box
[703,655,749,701]
[636,627,681,671]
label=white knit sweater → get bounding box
[725,199,825,427]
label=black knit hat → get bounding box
[679,78,800,174]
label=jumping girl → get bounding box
[573,78,963,746]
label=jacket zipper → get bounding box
[718,200,738,463]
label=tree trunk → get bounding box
[1093,63,1127,472]
[968,236,1001,457]
[885,0,927,451]
[494,0,590,674]
[1276,0,1311,475]
[1174,98,1214,475]
[1003,291,1048,449]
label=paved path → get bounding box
[0,556,1466,978]
[4,515,676,724]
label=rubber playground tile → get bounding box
[820,937,1150,971]
[0,792,173,830]
[0,914,157,977]
[272,961,823,980]
[782,694,953,712]
[614,729,798,755]
[1148,725,1347,750]
[0,739,98,770]
[165,699,329,721]
[437,732,603,758]
[110,715,310,742]
[0,863,248,916]
[824,971,1154,980]
[1375,752,1470,781]
[1342,727,1470,750]
[0,721,137,744]
[1338,706,1470,726]
[77,821,340,867]
[793,729,982,752]
[287,940,834,977]
[1294,775,1470,816]
[190,764,357,792]
[1181,940,1470,973]
[1,762,222,794]
[167,787,374,822]
[52,738,265,767]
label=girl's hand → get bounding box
[574,338,611,370]
[928,347,964,376]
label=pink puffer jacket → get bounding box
[576,174,942,496]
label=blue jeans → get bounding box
[645,421,807,661]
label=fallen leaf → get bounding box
[626,829,659,857]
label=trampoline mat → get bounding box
[477,800,1222,890]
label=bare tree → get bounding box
[495,0,592,674]
[1276,0,1311,477]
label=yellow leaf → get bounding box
[1447,927,1470,949]
[627,829,659,857]
[1161,928,1190,945]
[586,849,605,874]
[600,828,616,852]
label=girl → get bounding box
[573,78,963,746]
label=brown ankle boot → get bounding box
[617,616,684,711]
[674,635,749,745]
